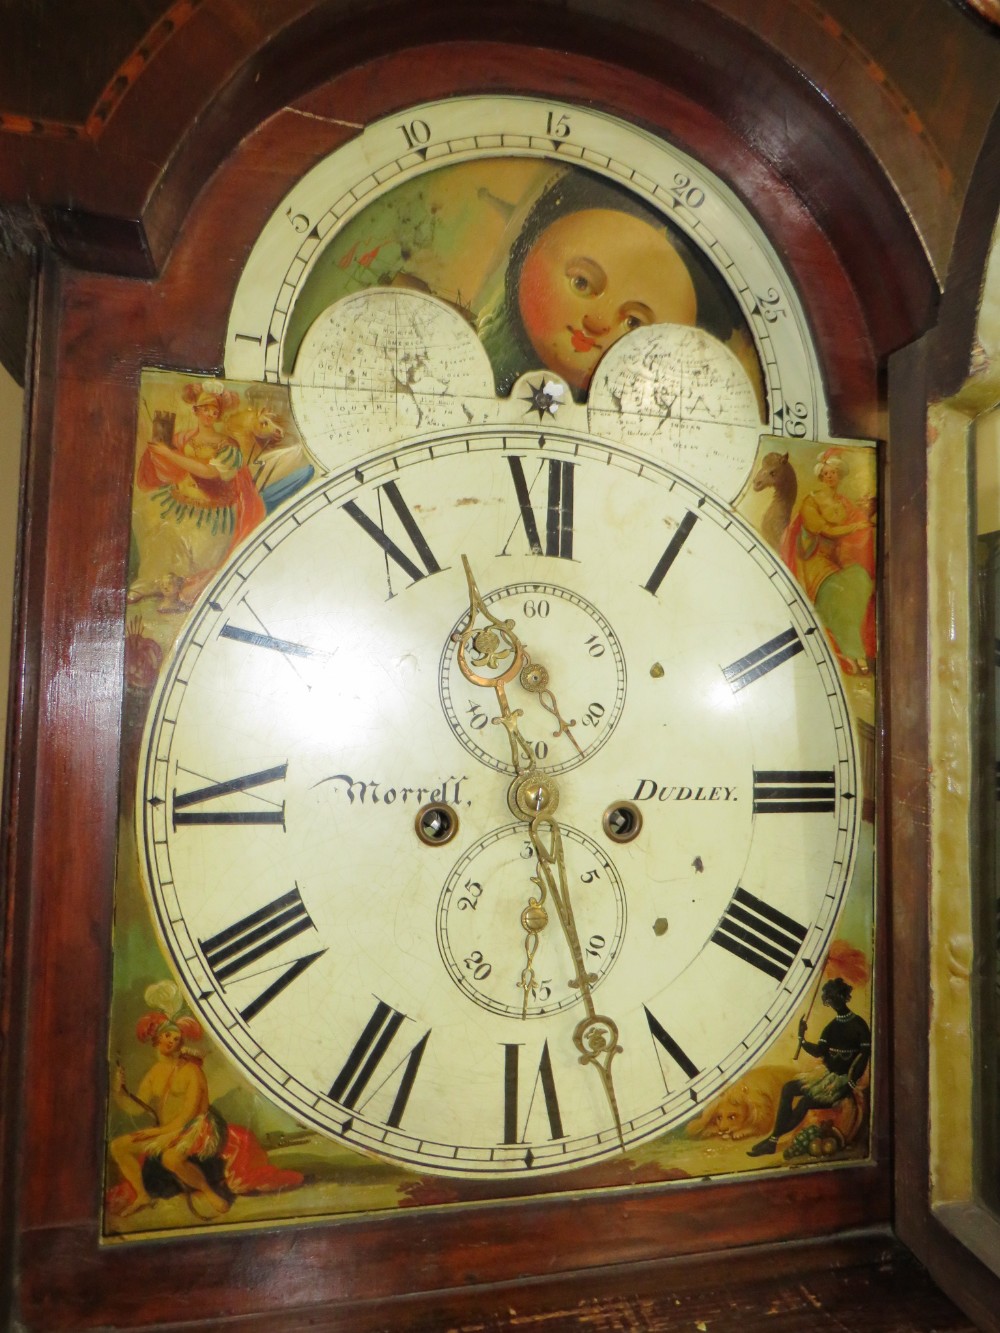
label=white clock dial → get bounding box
[225,96,828,443]
[139,424,858,1177]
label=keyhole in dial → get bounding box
[415,803,459,846]
[602,801,642,843]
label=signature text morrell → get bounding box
[318,773,468,806]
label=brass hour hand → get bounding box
[455,558,582,764]
[455,556,537,772]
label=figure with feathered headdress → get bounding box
[108,982,303,1222]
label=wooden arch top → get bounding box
[0,1,946,359]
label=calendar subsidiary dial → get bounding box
[137,424,859,1177]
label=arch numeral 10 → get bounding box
[399,119,431,150]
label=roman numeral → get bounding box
[644,1006,700,1087]
[328,999,429,1129]
[723,627,803,693]
[711,887,809,982]
[502,1040,565,1146]
[343,480,441,596]
[172,764,287,828]
[643,510,698,595]
[200,887,324,1022]
[219,624,316,658]
[504,457,576,559]
[752,769,836,813]
[214,597,329,688]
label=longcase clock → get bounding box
[0,13,948,1330]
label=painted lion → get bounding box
[687,1066,789,1140]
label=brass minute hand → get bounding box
[455,556,625,1150]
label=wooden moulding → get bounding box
[889,97,1000,1333]
[0,27,936,1331]
[0,2,937,354]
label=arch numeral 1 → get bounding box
[711,887,808,981]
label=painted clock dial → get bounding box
[224,95,829,446]
[138,424,859,1176]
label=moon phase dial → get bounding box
[440,582,626,776]
[437,823,626,1019]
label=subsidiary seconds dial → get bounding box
[440,581,626,775]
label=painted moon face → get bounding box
[517,209,698,391]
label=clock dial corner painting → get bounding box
[103,95,878,1240]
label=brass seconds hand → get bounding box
[519,654,585,759]
[454,556,626,1151]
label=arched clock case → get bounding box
[0,14,950,1332]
